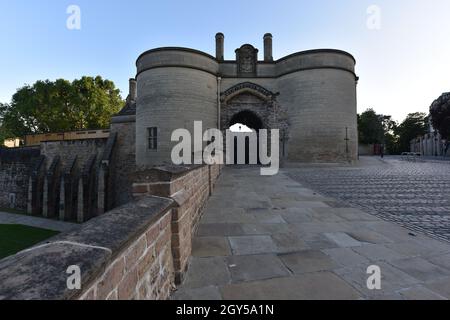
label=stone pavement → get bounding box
[172,165,450,300]
[286,156,450,242]
[0,211,78,232]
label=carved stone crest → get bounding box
[236,44,258,77]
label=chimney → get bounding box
[128,78,137,102]
[216,33,224,61]
[263,33,273,62]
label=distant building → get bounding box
[410,119,447,156]
[3,138,21,148]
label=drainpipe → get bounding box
[217,76,222,129]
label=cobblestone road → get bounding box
[285,157,450,243]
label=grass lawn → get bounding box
[0,224,59,260]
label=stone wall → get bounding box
[0,164,222,300]
[109,116,136,207]
[411,133,447,156]
[0,136,119,222]
[0,147,40,210]
[40,139,107,167]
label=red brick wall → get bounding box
[79,210,174,300]
[132,164,222,284]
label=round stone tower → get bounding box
[275,50,358,163]
[135,48,219,167]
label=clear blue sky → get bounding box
[1,0,450,122]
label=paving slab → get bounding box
[226,254,290,282]
[385,240,448,259]
[182,257,231,289]
[396,285,447,300]
[324,232,364,248]
[220,273,362,300]
[428,252,450,270]
[334,261,421,298]
[298,232,341,250]
[388,257,450,282]
[172,286,223,300]
[346,229,394,245]
[278,208,317,224]
[197,223,246,237]
[202,212,256,224]
[279,250,339,274]
[352,244,408,262]
[250,213,286,224]
[192,237,232,257]
[424,277,450,299]
[271,232,309,253]
[241,223,291,235]
[228,236,278,255]
[322,248,370,267]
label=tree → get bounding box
[430,92,450,140]
[394,112,428,152]
[382,116,400,155]
[0,76,123,139]
[358,108,400,154]
[358,109,385,145]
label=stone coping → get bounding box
[133,164,204,183]
[0,196,174,300]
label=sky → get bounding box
[0,0,450,123]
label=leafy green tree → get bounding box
[0,76,123,139]
[358,109,385,145]
[430,92,450,140]
[394,112,428,152]
[358,109,401,154]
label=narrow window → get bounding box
[148,127,158,150]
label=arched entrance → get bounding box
[229,110,263,164]
[220,82,290,165]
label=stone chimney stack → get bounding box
[216,33,224,61]
[264,33,273,62]
[128,78,137,102]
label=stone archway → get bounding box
[220,82,290,164]
[228,110,263,164]
[229,110,264,131]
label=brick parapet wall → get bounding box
[0,165,222,300]
[132,164,222,284]
[0,197,175,300]
[79,210,174,300]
